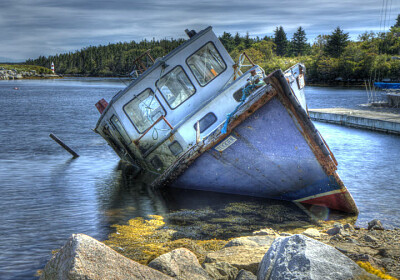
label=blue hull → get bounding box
[171,97,339,200]
[153,70,358,213]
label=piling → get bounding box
[49,133,79,158]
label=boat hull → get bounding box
[154,70,358,213]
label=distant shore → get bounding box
[0,64,61,80]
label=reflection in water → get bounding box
[102,164,354,236]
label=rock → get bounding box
[204,246,268,274]
[378,247,400,258]
[204,236,275,274]
[224,236,276,248]
[235,269,256,280]
[257,234,379,280]
[202,262,238,280]
[343,223,355,232]
[368,219,384,230]
[148,248,211,280]
[302,228,321,239]
[326,223,344,235]
[349,253,380,267]
[40,233,172,280]
[363,234,379,243]
[252,228,278,237]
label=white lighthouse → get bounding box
[51,62,55,73]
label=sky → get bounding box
[1,0,399,62]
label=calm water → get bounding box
[0,80,399,279]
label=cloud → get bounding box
[1,0,399,60]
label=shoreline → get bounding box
[38,218,400,279]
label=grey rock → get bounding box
[148,248,211,280]
[40,233,172,280]
[302,228,321,238]
[257,234,379,280]
[202,262,238,280]
[204,245,268,274]
[235,269,256,280]
[343,223,355,232]
[364,234,379,243]
[252,228,278,236]
[326,223,344,235]
[368,219,384,230]
[224,236,275,248]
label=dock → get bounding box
[308,108,400,135]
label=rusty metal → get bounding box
[242,52,255,66]
[132,49,155,74]
[317,130,338,166]
[134,115,173,145]
[162,116,174,130]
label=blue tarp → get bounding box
[374,82,400,89]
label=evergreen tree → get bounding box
[244,31,252,49]
[291,26,308,56]
[325,27,349,58]
[393,14,400,28]
[274,26,288,56]
[234,32,242,46]
[219,32,234,52]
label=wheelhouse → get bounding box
[95,26,264,173]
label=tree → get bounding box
[291,26,308,56]
[392,14,400,28]
[274,26,288,56]
[325,27,349,58]
[220,32,235,52]
[244,31,252,49]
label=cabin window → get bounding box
[169,141,183,156]
[156,66,196,109]
[123,88,166,133]
[193,112,217,133]
[110,115,131,145]
[187,42,226,86]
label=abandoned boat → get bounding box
[94,26,358,213]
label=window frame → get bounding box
[185,41,227,87]
[123,88,167,134]
[193,112,218,133]
[110,114,132,145]
[155,65,197,110]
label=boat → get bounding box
[374,82,400,107]
[94,26,358,214]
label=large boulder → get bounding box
[204,236,275,274]
[40,234,173,280]
[148,248,212,280]
[202,261,238,280]
[235,269,256,280]
[257,234,379,280]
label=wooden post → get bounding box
[49,133,79,158]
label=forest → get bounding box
[26,15,400,84]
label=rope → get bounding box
[221,84,255,134]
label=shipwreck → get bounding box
[94,26,358,213]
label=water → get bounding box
[0,80,399,279]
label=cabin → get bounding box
[95,26,266,173]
